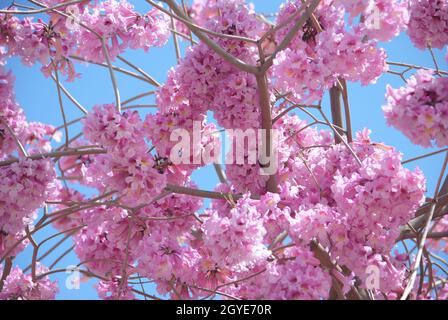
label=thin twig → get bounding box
[70,55,153,83]
[49,245,75,269]
[0,118,28,157]
[0,148,106,167]
[169,8,182,63]
[0,0,82,14]
[402,148,448,164]
[122,91,155,106]
[213,163,227,183]
[401,152,448,299]
[116,55,161,87]
[101,38,121,113]
[340,79,353,143]
[165,183,259,201]
[53,61,69,149]
[50,74,87,114]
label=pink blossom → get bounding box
[383,69,448,147]
[73,206,140,276]
[407,0,448,49]
[0,67,27,159]
[96,278,135,300]
[0,265,58,300]
[0,0,443,300]
[202,194,271,272]
[271,0,387,104]
[74,0,169,62]
[83,104,146,151]
[338,0,409,42]
[0,158,56,235]
[225,246,332,300]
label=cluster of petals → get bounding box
[49,185,86,232]
[225,246,332,300]
[73,0,170,62]
[83,104,146,151]
[0,265,58,300]
[222,129,426,298]
[0,158,56,237]
[73,206,139,275]
[0,66,58,260]
[145,0,264,183]
[96,278,135,300]
[58,139,92,180]
[175,0,221,35]
[427,216,448,253]
[407,0,448,49]
[68,180,203,288]
[0,0,169,80]
[144,102,220,173]
[338,0,409,42]
[139,188,203,234]
[1,0,444,301]
[0,68,27,158]
[226,114,332,195]
[280,130,426,296]
[162,0,269,191]
[202,194,271,272]
[191,192,334,299]
[82,104,166,205]
[136,228,200,285]
[271,0,388,103]
[383,69,448,148]
[0,11,78,80]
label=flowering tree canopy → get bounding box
[0,0,448,300]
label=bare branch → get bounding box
[0,0,83,14]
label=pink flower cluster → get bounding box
[383,70,448,148]
[0,68,27,159]
[226,114,332,195]
[136,228,200,285]
[146,0,263,184]
[74,0,170,62]
[202,194,271,272]
[428,216,448,253]
[0,12,78,81]
[0,158,56,243]
[271,0,387,103]
[73,206,139,275]
[1,0,445,301]
[144,100,219,174]
[82,104,166,205]
[177,191,334,300]
[83,104,146,151]
[0,265,58,300]
[96,278,135,300]
[61,168,203,291]
[153,0,273,195]
[58,139,92,180]
[49,185,86,232]
[407,0,448,49]
[0,65,59,260]
[140,189,203,234]
[338,0,409,42]
[208,128,425,299]
[0,0,169,80]
[281,130,426,297]
[227,246,332,300]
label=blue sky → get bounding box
[2,0,447,299]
